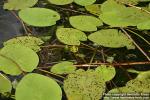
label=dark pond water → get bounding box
[0,5,23,47]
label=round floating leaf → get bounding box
[69,15,103,31]
[48,0,73,5]
[0,73,12,93]
[0,55,22,75]
[56,28,87,45]
[3,0,38,10]
[74,0,96,6]
[115,0,139,5]
[19,8,60,27]
[15,73,62,100]
[137,20,150,30]
[85,4,101,16]
[51,61,76,74]
[126,79,150,93]
[64,70,106,100]
[0,44,39,75]
[88,29,135,49]
[4,36,44,52]
[100,0,150,27]
[136,71,150,80]
[95,65,116,82]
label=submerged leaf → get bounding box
[56,28,87,45]
[69,15,103,31]
[0,73,12,93]
[4,36,44,52]
[88,29,135,49]
[15,73,62,100]
[95,65,116,82]
[48,0,73,5]
[64,70,106,100]
[74,0,96,6]
[0,44,39,75]
[3,0,38,10]
[51,61,76,74]
[19,8,60,27]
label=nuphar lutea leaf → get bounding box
[56,28,87,45]
[95,65,116,82]
[115,0,139,5]
[51,61,76,74]
[15,73,62,100]
[100,0,150,27]
[74,0,96,6]
[19,8,60,27]
[4,36,44,52]
[88,29,135,49]
[48,0,73,5]
[69,15,103,32]
[3,0,38,10]
[0,44,39,75]
[64,70,106,100]
[85,4,101,16]
[0,73,12,93]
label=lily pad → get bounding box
[19,8,60,27]
[0,73,12,93]
[85,4,101,16]
[126,79,150,92]
[4,36,44,52]
[64,70,106,100]
[3,0,38,10]
[48,0,73,5]
[88,29,135,49]
[95,65,116,82]
[56,28,87,45]
[69,15,103,31]
[115,0,139,5]
[100,0,150,27]
[0,44,39,75]
[51,61,76,74]
[136,71,150,80]
[15,73,62,100]
[74,0,96,6]
[137,20,150,30]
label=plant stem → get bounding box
[121,28,150,61]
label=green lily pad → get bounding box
[4,36,44,52]
[51,61,76,74]
[136,71,150,80]
[115,0,139,5]
[69,15,103,31]
[15,73,62,100]
[0,73,12,93]
[137,20,150,30]
[3,0,38,10]
[48,0,73,5]
[0,44,39,75]
[100,0,150,27]
[88,29,135,49]
[126,79,150,93]
[64,70,106,100]
[74,0,96,6]
[85,4,101,16]
[95,65,116,82]
[19,8,60,27]
[56,28,87,45]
